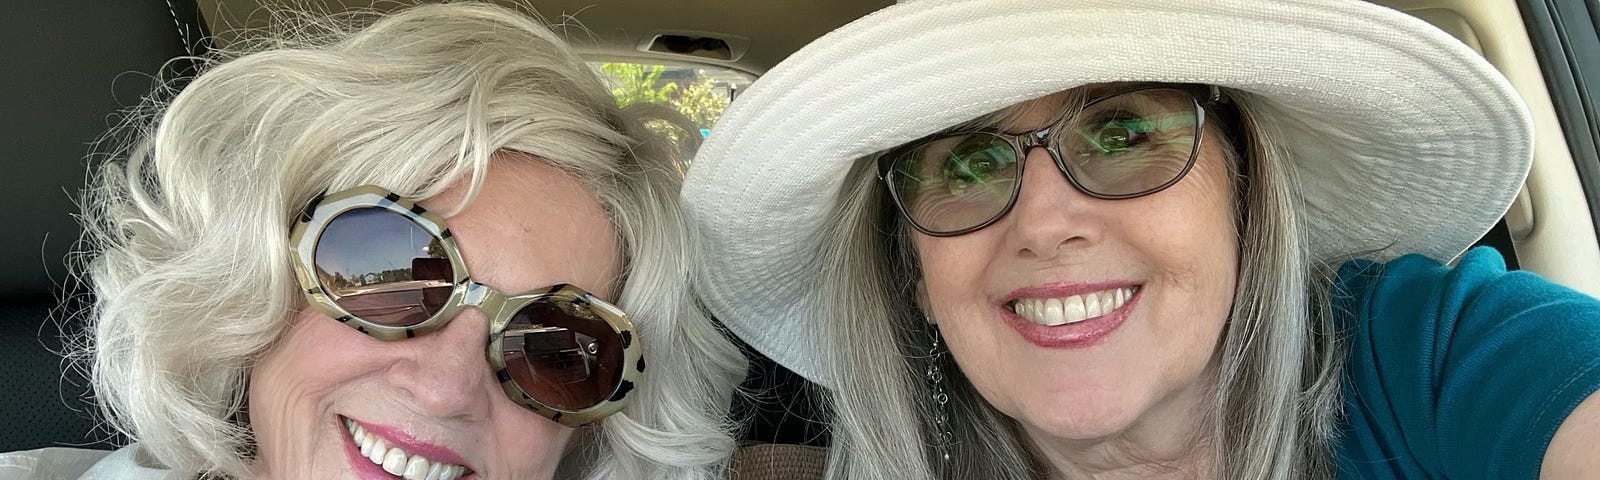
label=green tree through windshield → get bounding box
[598,62,730,130]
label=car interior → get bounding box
[4,0,1597,461]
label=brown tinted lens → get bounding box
[501,300,624,411]
[314,207,454,326]
[888,133,1020,233]
[1059,88,1200,196]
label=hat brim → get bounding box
[684,0,1533,387]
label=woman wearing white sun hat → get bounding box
[684,0,1600,478]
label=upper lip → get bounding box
[998,280,1142,305]
[345,416,473,469]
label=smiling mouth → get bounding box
[1007,286,1138,326]
[343,416,471,480]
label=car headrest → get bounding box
[1,0,208,300]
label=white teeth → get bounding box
[435,465,461,480]
[343,417,469,480]
[1009,286,1137,326]
[367,437,387,465]
[1043,298,1064,324]
[403,455,430,479]
[383,448,408,475]
[1063,295,1085,321]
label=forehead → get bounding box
[989,82,1204,133]
[988,82,1117,132]
[422,153,623,300]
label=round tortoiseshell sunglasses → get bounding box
[288,185,643,427]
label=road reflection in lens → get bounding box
[315,207,453,326]
[502,300,622,410]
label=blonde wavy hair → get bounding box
[70,3,745,479]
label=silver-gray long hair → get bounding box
[70,3,745,479]
[807,89,1344,479]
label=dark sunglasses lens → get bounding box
[501,300,625,411]
[313,207,454,326]
[1059,88,1200,196]
[887,133,1020,233]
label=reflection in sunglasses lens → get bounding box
[502,300,623,410]
[314,207,453,326]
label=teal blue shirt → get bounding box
[1334,247,1600,478]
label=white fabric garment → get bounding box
[0,445,184,480]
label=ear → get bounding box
[915,279,935,324]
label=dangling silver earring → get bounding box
[927,324,953,463]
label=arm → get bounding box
[1543,391,1600,478]
[1335,247,1600,479]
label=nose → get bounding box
[999,146,1104,259]
[385,309,495,421]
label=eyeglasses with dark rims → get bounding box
[878,83,1227,236]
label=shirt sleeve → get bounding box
[1335,247,1600,479]
[0,447,111,480]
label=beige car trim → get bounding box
[1384,0,1600,297]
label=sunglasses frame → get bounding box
[287,185,644,427]
[878,83,1224,237]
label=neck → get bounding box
[1026,372,1219,479]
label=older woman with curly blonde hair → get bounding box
[0,3,745,479]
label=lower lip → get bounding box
[341,417,403,480]
[1000,290,1138,349]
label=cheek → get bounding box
[913,233,1002,309]
[1131,141,1238,292]
[916,240,1013,367]
[1148,148,1237,254]
[913,236,1020,406]
[1142,152,1238,375]
[248,310,371,475]
[486,414,574,477]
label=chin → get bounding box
[1006,378,1155,442]
[1024,402,1143,442]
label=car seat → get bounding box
[0,0,208,452]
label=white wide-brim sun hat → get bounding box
[682,0,1534,387]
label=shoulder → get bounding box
[1335,246,1519,300]
[1333,246,1600,397]
[78,444,187,480]
[0,445,185,480]
[1333,247,1600,478]
[1333,246,1594,331]
[0,447,112,480]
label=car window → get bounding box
[593,62,754,170]
[1519,0,1600,235]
